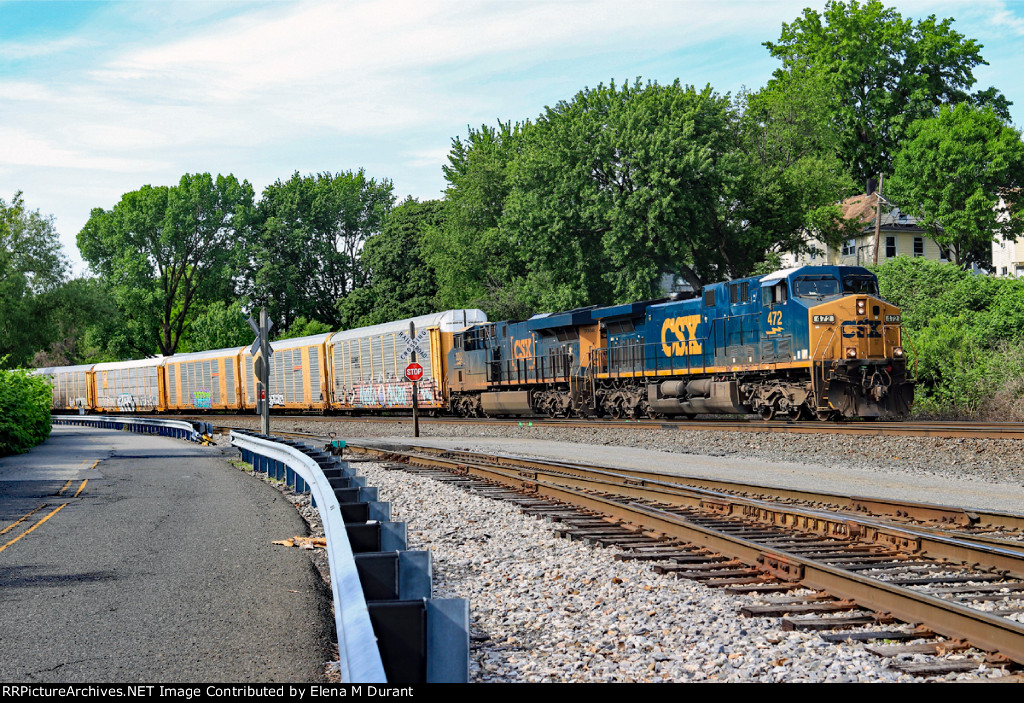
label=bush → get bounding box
[0,366,52,455]
[874,258,1024,419]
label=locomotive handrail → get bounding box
[811,322,840,361]
[228,430,388,683]
[53,414,200,441]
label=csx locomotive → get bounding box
[36,266,912,421]
[448,265,912,421]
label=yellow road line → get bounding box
[0,504,49,535]
[73,479,88,498]
[0,504,67,554]
[57,479,73,495]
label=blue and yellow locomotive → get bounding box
[446,266,913,420]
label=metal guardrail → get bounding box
[229,430,469,684]
[53,414,204,442]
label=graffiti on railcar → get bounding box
[269,393,285,407]
[343,379,440,408]
[192,390,212,409]
[99,393,157,411]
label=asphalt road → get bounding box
[0,426,334,682]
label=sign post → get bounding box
[248,307,273,436]
[408,321,420,438]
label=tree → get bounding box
[338,197,443,328]
[887,104,1024,269]
[0,192,69,368]
[733,67,860,273]
[503,80,736,305]
[77,173,255,357]
[425,122,532,318]
[765,0,1010,185]
[178,300,252,353]
[31,277,123,366]
[243,171,395,330]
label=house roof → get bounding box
[842,193,927,232]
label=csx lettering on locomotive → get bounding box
[660,315,702,357]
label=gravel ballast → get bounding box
[219,418,1024,681]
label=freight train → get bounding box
[36,265,913,421]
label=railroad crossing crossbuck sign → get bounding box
[405,362,424,382]
[397,329,428,361]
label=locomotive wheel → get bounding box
[815,410,834,422]
[786,408,801,421]
[759,406,775,421]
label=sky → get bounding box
[2,0,1023,276]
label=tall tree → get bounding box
[887,104,1024,269]
[425,122,532,318]
[243,171,394,329]
[338,197,443,328]
[735,66,860,268]
[764,0,1010,185]
[503,80,735,305]
[0,192,69,368]
[77,173,254,357]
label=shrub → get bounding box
[0,365,52,455]
[874,258,1024,419]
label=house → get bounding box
[991,197,1024,277]
[781,191,950,268]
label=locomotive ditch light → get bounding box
[856,298,867,315]
[845,347,858,359]
[893,346,905,358]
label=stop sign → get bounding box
[405,362,424,382]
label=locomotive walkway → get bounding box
[0,425,333,682]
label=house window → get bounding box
[842,238,856,257]
[885,236,896,259]
[913,237,924,257]
[1002,267,1008,276]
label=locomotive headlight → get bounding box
[893,346,905,358]
[856,298,867,315]
[845,347,858,359]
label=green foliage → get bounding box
[875,258,1024,417]
[425,122,529,315]
[178,300,252,352]
[77,173,255,357]
[887,104,1024,269]
[275,316,333,341]
[0,192,70,368]
[338,198,443,328]
[430,79,853,317]
[0,363,52,455]
[31,277,123,366]
[242,170,395,330]
[765,0,1008,184]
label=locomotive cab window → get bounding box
[842,275,878,295]
[762,281,788,306]
[792,276,840,298]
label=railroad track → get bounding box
[341,442,1024,677]
[182,413,1024,440]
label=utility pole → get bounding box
[872,173,885,265]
